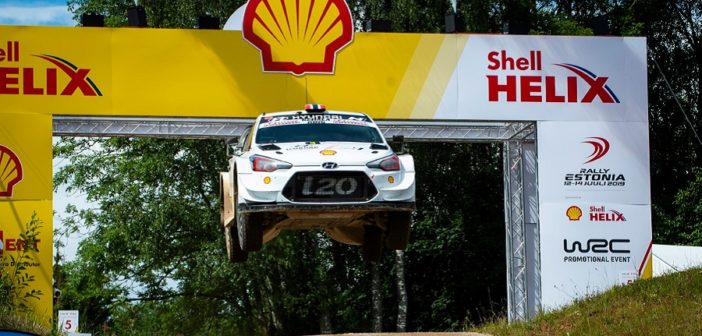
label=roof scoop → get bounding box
[259,144,282,151]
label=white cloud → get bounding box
[0,5,75,26]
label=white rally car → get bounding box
[219,105,415,262]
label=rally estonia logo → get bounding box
[242,0,354,75]
[0,145,23,198]
[582,137,609,163]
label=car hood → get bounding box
[258,142,392,166]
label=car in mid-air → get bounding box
[219,104,415,262]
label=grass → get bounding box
[472,268,702,335]
[0,306,52,335]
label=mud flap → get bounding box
[220,172,235,228]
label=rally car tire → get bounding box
[237,212,263,252]
[234,171,263,252]
[362,225,384,262]
[225,225,248,263]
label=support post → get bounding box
[504,140,529,321]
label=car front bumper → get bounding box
[238,201,416,214]
[236,165,416,207]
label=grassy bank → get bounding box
[0,306,52,335]
[474,268,702,335]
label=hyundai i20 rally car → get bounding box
[219,105,415,263]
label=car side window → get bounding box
[242,125,254,151]
[238,126,251,152]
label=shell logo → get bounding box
[320,149,337,156]
[566,206,582,221]
[0,145,23,198]
[242,0,354,75]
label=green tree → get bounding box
[634,0,702,243]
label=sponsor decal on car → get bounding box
[286,144,320,151]
[260,114,372,127]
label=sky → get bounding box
[0,0,75,26]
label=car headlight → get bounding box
[366,154,400,171]
[250,155,292,172]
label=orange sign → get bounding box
[0,145,23,198]
[242,0,354,75]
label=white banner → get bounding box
[537,121,651,204]
[540,202,652,309]
[537,120,652,309]
[435,35,647,122]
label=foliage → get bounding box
[639,0,702,221]
[67,0,245,28]
[407,143,505,330]
[54,135,506,334]
[655,169,702,245]
[0,213,51,335]
[474,267,702,335]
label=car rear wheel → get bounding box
[362,225,384,262]
[225,225,247,263]
[385,212,411,250]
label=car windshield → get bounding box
[255,114,384,144]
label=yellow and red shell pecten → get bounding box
[566,206,582,221]
[242,0,355,75]
[0,145,23,197]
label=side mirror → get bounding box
[390,135,406,154]
[226,137,240,156]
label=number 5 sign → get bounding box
[57,310,79,333]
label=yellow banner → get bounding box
[0,26,464,119]
[0,200,53,323]
[0,113,52,200]
[0,112,52,325]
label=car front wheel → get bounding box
[225,225,248,263]
[232,171,263,252]
[237,212,263,252]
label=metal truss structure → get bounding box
[503,140,540,321]
[52,116,540,322]
[53,116,535,142]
